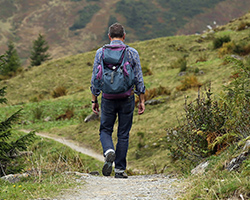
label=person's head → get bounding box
[108,23,126,40]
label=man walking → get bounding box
[90,23,145,178]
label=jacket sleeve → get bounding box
[90,48,102,96]
[128,47,145,95]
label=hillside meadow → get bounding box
[1,12,250,199]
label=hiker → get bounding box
[90,23,145,178]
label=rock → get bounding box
[231,54,243,61]
[191,161,209,175]
[243,140,250,151]
[84,112,100,123]
[145,99,163,105]
[89,171,100,176]
[178,71,186,76]
[1,173,30,183]
[226,151,249,171]
[44,116,52,122]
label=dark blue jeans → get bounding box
[100,95,135,171]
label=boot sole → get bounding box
[102,152,116,176]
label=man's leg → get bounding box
[100,97,117,176]
[115,95,135,177]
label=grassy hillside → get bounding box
[0,0,250,66]
[1,12,250,199]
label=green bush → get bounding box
[166,85,230,162]
[213,35,231,49]
[167,56,250,163]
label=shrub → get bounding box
[237,21,250,31]
[213,35,231,49]
[166,85,230,162]
[135,85,171,105]
[31,105,44,121]
[170,57,187,72]
[218,42,235,57]
[51,86,68,98]
[167,56,250,163]
[142,65,153,76]
[233,42,250,56]
[176,75,202,91]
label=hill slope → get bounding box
[1,12,250,200]
[0,0,250,65]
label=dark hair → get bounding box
[108,23,126,38]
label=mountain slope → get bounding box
[0,0,250,66]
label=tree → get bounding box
[0,56,35,176]
[0,41,21,77]
[30,34,51,67]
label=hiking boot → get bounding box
[102,151,116,176]
[115,172,128,179]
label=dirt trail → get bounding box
[21,130,183,200]
[20,129,104,162]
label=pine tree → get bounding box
[30,34,51,67]
[0,56,35,176]
[0,41,21,77]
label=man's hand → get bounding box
[138,102,145,115]
[138,93,145,115]
[92,102,99,115]
[91,94,99,115]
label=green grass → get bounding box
[181,145,250,199]
[0,130,102,200]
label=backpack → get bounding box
[93,45,135,98]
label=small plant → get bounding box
[218,42,235,57]
[135,131,146,159]
[176,75,202,91]
[56,106,74,121]
[170,57,187,72]
[51,86,68,98]
[237,21,250,31]
[213,35,231,49]
[233,42,250,56]
[196,53,207,63]
[142,65,153,76]
[31,105,44,121]
[135,85,171,105]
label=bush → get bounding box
[213,35,231,49]
[142,65,153,76]
[233,42,250,56]
[176,75,202,91]
[218,42,235,57]
[166,56,250,163]
[237,21,250,31]
[135,85,171,105]
[166,85,230,162]
[51,86,68,98]
[170,57,187,72]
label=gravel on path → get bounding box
[58,173,182,200]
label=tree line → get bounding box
[0,34,51,80]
